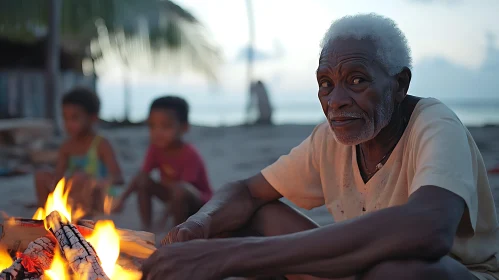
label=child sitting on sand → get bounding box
[113,96,213,231]
[28,87,124,215]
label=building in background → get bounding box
[0,37,96,120]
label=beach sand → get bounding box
[1,123,499,244]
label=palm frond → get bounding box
[0,0,221,80]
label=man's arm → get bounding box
[189,173,282,238]
[221,185,465,278]
[180,126,324,239]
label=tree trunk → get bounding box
[245,0,255,124]
[45,0,62,135]
[123,67,131,124]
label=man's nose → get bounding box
[327,87,353,111]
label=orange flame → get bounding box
[31,178,142,279]
[87,220,142,279]
[0,245,12,271]
[103,196,113,216]
[44,248,68,280]
[32,178,84,229]
[87,220,120,277]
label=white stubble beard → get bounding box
[328,89,394,146]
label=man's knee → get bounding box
[362,257,472,280]
[247,200,319,237]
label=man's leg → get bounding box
[360,255,475,280]
[233,200,319,237]
[227,200,325,280]
[214,201,476,280]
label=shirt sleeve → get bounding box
[261,124,325,210]
[141,146,158,173]
[409,112,478,234]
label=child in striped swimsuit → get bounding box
[28,87,124,215]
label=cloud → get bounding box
[410,33,499,100]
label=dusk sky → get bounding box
[97,0,499,122]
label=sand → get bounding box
[1,123,499,243]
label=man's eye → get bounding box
[320,81,331,88]
[352,77,364,85]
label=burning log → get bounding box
[0,236,55,280]
[17,236,55,276]
[0,218,156,260]
[46,211,109,280]
[0,257,41,280]
[0,258,25,280]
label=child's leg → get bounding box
[67,172,96,215]
[136,174,171,231]
[168,182,204,227]
[31,170,55,208]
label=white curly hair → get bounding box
[320,13,412,75]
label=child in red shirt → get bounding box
[113,96,213,231]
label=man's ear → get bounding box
[394,67,412,103]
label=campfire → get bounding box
[0,179,156,279]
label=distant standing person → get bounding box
[247,80,273,125]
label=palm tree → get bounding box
[0,0,221,124]
[245,0,255,124]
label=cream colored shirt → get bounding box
[261,98,499,279]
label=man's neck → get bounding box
[359,103,407,163]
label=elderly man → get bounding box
[141,14,499,280]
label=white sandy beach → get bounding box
[1,123,499,244]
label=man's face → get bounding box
[317,38,396,145]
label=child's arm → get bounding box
[112,171,147,212]
[113,146,157,212]
[98,138,124,185]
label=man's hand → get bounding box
[141,239,225,280]
[161,213,212,245]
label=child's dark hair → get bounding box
[150,96,189,123]
[62,87,100,115]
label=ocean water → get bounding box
[98,85,499,127]
[188,97,499,127]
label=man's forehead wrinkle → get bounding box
[319,55,372,72]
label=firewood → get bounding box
[18,236,55,275]
[0,258,40,280]
[0,236,55,280]
[0,218,156,259]
[45,211,109,280]
[0,258,23,280]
